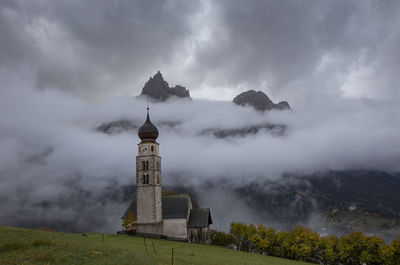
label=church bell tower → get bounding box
[136,107,163,235]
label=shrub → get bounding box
[211,230,234,247]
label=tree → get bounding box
[245,224,257,252]
[122,211,136,231]
[275,226,318,261]
[288,226,320,262]
[230,222,247,251]
[381,235,400,265]
[391,235,400,264]
[360,236,385,265]
[264,227,278,255]
[318,235,340,265]
[276,231,291,258]
[229,222,257,252]
[221,222,398,264]
[211,230,234,247]
[338,231,367,265]
[250,224,277,255]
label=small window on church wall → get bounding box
[151,145,154,152]
[145,161,149,170]
[156,176,159,184]
[143,174,149,184]
[156,161,159,171]
[142,161,145,171]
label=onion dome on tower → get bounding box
[138,107,159,141]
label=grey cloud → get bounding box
[0,0,199,97]
[183,0,400,104]
[2,1,400,104]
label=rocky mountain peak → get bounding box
[140,71,191,102]
[233,90,291,111]
[152,71,164,82]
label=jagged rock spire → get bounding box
[140,71,191,101]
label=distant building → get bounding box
[121,108,212,243]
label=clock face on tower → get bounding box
[141,144,148,154]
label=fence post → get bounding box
[143,237,148,253]
[152,242,157,255]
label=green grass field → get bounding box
[0,226,313,265]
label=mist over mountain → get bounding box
[93,75,400,239]
[97,118,287,139]
[1,68,400,240]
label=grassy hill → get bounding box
[0,226,313,265]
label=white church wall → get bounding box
[163,218,188,239]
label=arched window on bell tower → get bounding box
[142,174,149,184]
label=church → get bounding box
[121,108,212,243]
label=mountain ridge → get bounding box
[233,90,291,111]
[138,72,291,112]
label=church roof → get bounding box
[187,208,213,228]
[121,194,192,220]
[162,194,191,219]
[121,198,136,220]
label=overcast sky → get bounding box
[1,0,400,105]
[1,0,400,232]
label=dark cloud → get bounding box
[2,1,400,104]
[185,0,400,104]
[0,0,199,97]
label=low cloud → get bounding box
[1,66,399,232]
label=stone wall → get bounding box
[136,222,163,237]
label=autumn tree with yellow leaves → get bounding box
[213,222,400,265]
[122,211,136,231]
